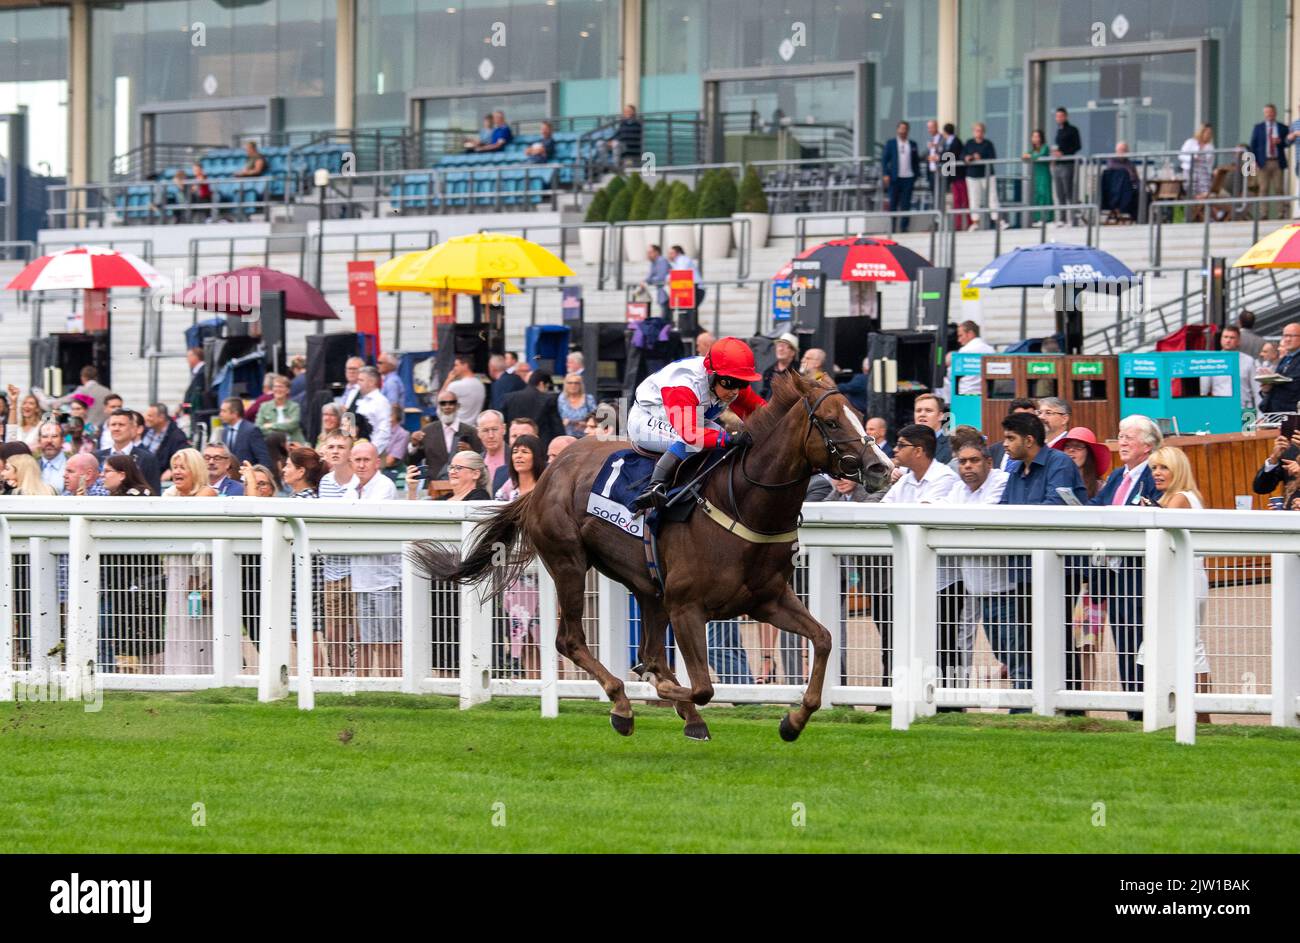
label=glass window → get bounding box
[355,0,620,129]
[0,7,69,176]
[641,0,936,150]
[959,0,1288,155]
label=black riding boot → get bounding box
[631,450,684,512]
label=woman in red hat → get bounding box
[1052,426,1111,500]
[629,336,765,511]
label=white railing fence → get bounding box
[2,499,1298,746]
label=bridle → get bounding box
[739,387,872,489]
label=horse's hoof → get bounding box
[683,721,711,741]
[610,712,635,736]
[779,713,801,742]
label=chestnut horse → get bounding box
[409,370,892,741]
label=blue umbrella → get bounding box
[968,242,1135,290]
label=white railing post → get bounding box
[458,521,492,709]
[1171,531,1197,745]
[890,524,937,730]
[210,539,241,687]
[28,537,61,680]
[0,518,12,701]
[401,545,432,695]
[1142,528,1180,735]
[65,516,98,697]
[596,574,629,698]
[537,566,559,718]
[1271,553,1300,729]
[805,547,840,710]
[290,520,314,711]
[1031,550,1066,716]
[258,516,291,702]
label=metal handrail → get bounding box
[313,164,574,218]
[46,174,298,229]
[610,216,751,290]
[794,209,943,257]
[1147,193,1300,268]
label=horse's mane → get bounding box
[744,368,820,439]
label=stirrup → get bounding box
[632,482,668,512]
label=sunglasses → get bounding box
[715,376,749,390]
[438,400,459,407]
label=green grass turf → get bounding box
[1,689,1297,853]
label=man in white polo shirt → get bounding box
[318,432,358,675]
[349,441,400,677]
[882,423,959,503]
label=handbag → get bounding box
[1071,592,1106,650]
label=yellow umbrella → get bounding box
[392,232,575,282]
[1232,223,1300,268]
[375,249,521,294]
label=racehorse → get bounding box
[408,369,892,741]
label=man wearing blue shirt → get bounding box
[476,110,513,153]
[998,412,1087,505]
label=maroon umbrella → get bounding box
[773,237,931,283]
[172,266,339,320]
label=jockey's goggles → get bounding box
[713,374,750,390]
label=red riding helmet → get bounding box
[703,337,762,381]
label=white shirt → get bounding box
[447,375,485,426]
[670,254,703,280]
[957,336,995,395]
[940,468,1013,593]
[1205,352,1260,408]
[882,459,959,504]
[335,384,360,410]
[354,388,391,452]
[1045,430,1069,448]
[319,470,358,581]
[349,472,401,591]
[895,137,914,178]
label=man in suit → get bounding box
[409,390,483,479]
[881,120,920,232]
[217,397,272,468]
[1250,104,1289,220]
[202,443,245,496]
[502,370,564,445]
[913,393,952,464]
[865,417,893,459]
[335,357,365,411]
[96,408,162,495]
[142,403,190,482]
[1259,322,1300,414]
[182,347,207,414]
[837,357,870,413]
[1090,415,1163,719]
[488,353,525,411]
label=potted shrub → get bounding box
[605,183,634,261]
[664,181,698,257]
[579,186,610,265]
[732,164,770,249]
[697,169,735,259]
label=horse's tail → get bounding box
[406,492,537,600]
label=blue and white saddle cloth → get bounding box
[586,449,656,537]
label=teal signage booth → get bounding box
[1118,351,1241,434]
[949,352,984,429]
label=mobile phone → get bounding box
[415,463,437,481]
[1281,414,1300,439]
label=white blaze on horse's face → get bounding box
[841,404,893,474]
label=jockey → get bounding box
[629,336,765,511]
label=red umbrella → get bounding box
[5,245,166,291]
[773,236,931,283]
[173,266,339,321]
